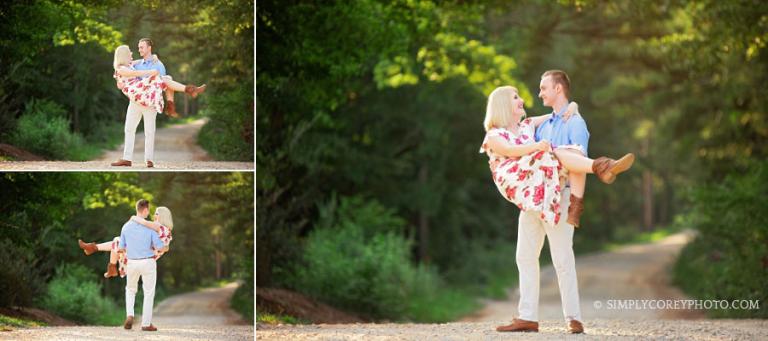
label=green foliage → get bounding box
[198,84,254,161]
[0,241,43,308]
[39,263,123,325]
[9,99,92,160]
[231,279,254,323]
[0,314,45,330]
[673,160,768,318]
[288,195,472,321]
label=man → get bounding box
[111,38,166,168]
[119,199,165,331]
[496,70,586,334]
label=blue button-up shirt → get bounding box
[133,57,166,79]
[119,220,165,260]
[535,102,590,156]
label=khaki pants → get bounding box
[122,101,157,162]
[125,258,157,327]
[516,188,582,322]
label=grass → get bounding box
[0,314,45,331]
[257,312,307,325]
[603,225,681,251]
[406,288,479,323]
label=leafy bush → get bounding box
[0,241,43,308]
[198,85,254,161]
[9,99,92,160]
[289,196,474,321]
[673,161,768,317]
[39,263,123,325]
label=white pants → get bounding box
[125,258,157,327]
[516,188,582,322]
[122,101,157,162]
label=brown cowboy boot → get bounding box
[78,240,98,256]
[104,263,118,278]
[567,194,584,227]
[592,153,635,184]
[184,84,207,98]
[496,318,539,332]
[164,100,179,118]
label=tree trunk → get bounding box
[418,164,430,264]
[642,136,653,230]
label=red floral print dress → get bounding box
[112,225,173,278]
[114,66,167,113]
[480,119,568,226]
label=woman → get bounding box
[480,86,634,226]
[113,45,206,117]
[78,206,174,278]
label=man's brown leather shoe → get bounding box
[78,240,98,256]
[141,324,158,331]
[111,159,132,167]
[568,319,584,334]
[592,153,635,184]
[496,318,539,332]
[104,263,118,278]
[146,161,154,168]
[123,316,134,329]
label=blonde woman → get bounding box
[112,44,205,117]
[78,207,174,278]
[479,86,634,226]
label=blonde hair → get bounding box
[113,45,132,71]
[155,206,174,230]
[483,86,519,131]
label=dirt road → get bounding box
[257,231,768,339]
[4,282,253,341]
[0,119,253,170]
[463,230,705,322]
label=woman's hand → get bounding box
[147,69,160,77]
[130,215,141,223]
[489,159,501,172]
[536,140,552,152]
[563,102,579,122]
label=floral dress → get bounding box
[479,119,568,226]
[111,225,173,278]
[114,65,167,114]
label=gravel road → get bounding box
[257,231,768,340]
[0,118,253,170]
[3,283,254,341]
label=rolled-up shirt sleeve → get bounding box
[567,118,590,156]
[156,62,167,76]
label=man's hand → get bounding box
[148,69,159,77]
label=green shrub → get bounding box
[290,196,474,321]
[231,281,254,322]
[198,85,254,161]
[673,160,768,318]
[39,263,123,325]
[0,241,43,308]
[9,99,92,160]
